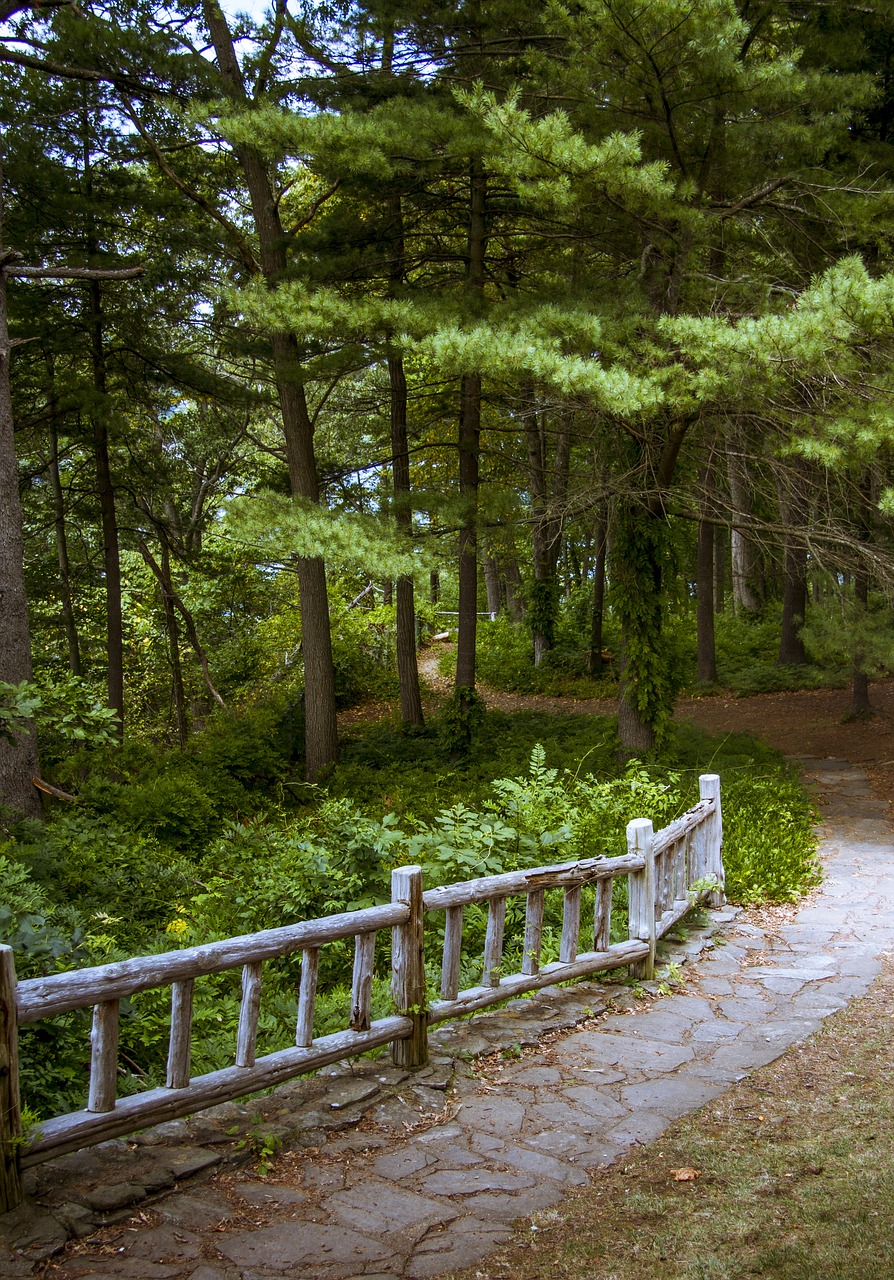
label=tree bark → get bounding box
[454,159,487,696]
[0,262,41,818]
[697,461,718,683]
[713,523,726,614]
[159,542,187,747]
[482,557,501,616]
[203,1,338,779]
[851,471,873,717]
[47,414,82,677]
[385,192,423,727]
[503,558,525,623]
[526,409,571,666]
[588,509,608,678]
[726,424,762,614]
[777,463,809,666]
[88,279,124,733]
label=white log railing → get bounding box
[0,774,722,1211]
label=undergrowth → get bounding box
[1,713,818,1118]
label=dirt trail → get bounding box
[392,648,894,803]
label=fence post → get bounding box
[391,865,429,1069]
[627,818,656,980]
[0,944,22,1212]
[699,773,725,905]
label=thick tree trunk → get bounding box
[713,524,726,614]
[204,2,338,779]
[0,264,41,818]
[778,542,808,665]
[48,417,82,677]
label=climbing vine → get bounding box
[610,509,681,747]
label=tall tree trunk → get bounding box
[482,556,501,616]
[159,542,187,747]
[203,2,337,779]
[82,98,124,733]
[851,471,874,717]
[503,558,525,623]
[713,524,726,614]
[47,414,82,677]
[588,508,608,677]
[697,460,718,683]
[456,371,481,691]
[388,351,423,725]
[386,193,423,727]
[88,279,124,733]
[429,570,440,605]
[777,462,809,666]
[454,160,487,699]
[852,564,871,716]
[0,261,41,817]
[726,424,762,614]
[527,409,571,666]
[697,518,718,683]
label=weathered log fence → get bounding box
[0,774,723,1212]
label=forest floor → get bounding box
[409,645,894,810]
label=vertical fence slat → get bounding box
[560,885,582,964]
[699,773,725,904]
[627,818,656,980]
[87,1000,119,1113]
[593,878,612,952]
[166,979,194,1088]
[350,932,375,1031]
[295,949,319,1049]
[440,906,464,1000]
[483,896,507,988]
[391,865,428,1068]
[522,889,545,976]
[0,945,22,1212]
[674,835,687,902]
[236,962,263,1068]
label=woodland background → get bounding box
[0,0,888,1115]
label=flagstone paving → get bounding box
[4,756,894,1279]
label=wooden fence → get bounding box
[0,774,723,1212]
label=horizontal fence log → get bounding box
[422,852,645,913]
[16,903,408,1023]
[21,1015,412,1167]
[651,799,714,858]
[428,939,650,1023]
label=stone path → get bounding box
[4,756,894,1279]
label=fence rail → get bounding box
[0,774,723,1212]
